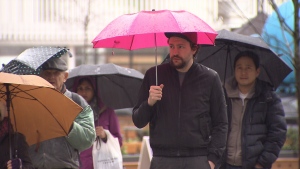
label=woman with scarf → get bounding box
[0,101,33,169]
[74,77,122,169]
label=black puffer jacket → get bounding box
[133,62,228,165]
[222,78,287,169]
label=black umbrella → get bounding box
[195,29,292,89]
[65,63,144,109]
[1,46,69,75]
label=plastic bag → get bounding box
[92,129,123,169]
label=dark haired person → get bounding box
[73,77,122,169]
[133,32,228,169]
[0,101,33,169]
[221,51,287,169]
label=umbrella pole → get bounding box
[94,76,101,126]
[155,47,158,86]
[224,45,230,84]
[5,83,12,159]
[155,33,158,86]
[154,34,160,119]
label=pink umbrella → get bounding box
[92,10,217,50]
[92,9,218,84]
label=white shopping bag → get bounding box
[92,129,123,169]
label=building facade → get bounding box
[0,0,286,73]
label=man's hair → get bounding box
[76,77,95,92]
[164,32,200,57]
[165,32,197,45]
[234,51,260,69]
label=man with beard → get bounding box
[132,32,228,169]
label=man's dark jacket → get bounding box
[0,133,34,169]
[132,62,228,164]
[221,79,287,169]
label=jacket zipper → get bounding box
[234,99,245,165]
[241,97,253,168]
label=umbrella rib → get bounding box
[203,33,217,45]
[259,64,274,87]
[170,13,183,30]
[5,85,50,100]
[9,97,18,132]
[130,36,135,50]
[126,13,141,50]
[198,44,227,62]
[4,85,69,135]
[25,87,69,135]
[103,76,135,106]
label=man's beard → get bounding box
[170,55,186,69]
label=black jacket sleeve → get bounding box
[15,133,34,169]
[257,92,287,168]
[207,73,228,165]
[132,70,155,128]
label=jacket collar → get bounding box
[225,76,255,99]
[225,77,274,100]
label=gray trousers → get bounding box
[150,156,211,169]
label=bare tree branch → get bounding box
[268,0,294,35]
[268,0,295,59]
[83,0,91,64]
[268,0,299,165]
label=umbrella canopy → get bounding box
[0,72,83,146]
[1,46,69,75]
[196,29,292,89]
[65,63,144,109]
[92,9,216,85]
[262,0,295,84]
[92,9,217,50]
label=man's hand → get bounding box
[7,158,22,169]
[254,163,263,169]
[208,160,215,169]
[148,84,164,106]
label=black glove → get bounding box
[11,158,22,169]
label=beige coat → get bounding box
[225,77,255,166]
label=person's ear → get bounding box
[64,72,69,82]
[191,45,198,51]
[191,45,199,56]
[256,67,261,77]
